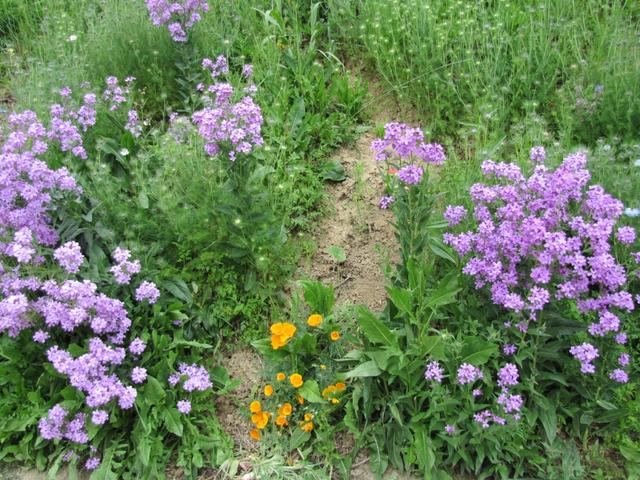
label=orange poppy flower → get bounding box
[330,331,341,341]
[307,314,323,327]
[278,403,293,417]
[289,373,303,388]
[264,385,274,397]
[249,401,261,413]
[250,428,261,441]
[276,372,286,381]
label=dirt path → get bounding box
[217,68,423,479]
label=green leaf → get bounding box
[366,349,396,370]
[345,360,381,379]
[297,380,325,403]
[327,245,347,263]
[164,408,183,437]
[290,427,311,450]
[288,97,306,136]
[320,160,347,182]
[301,280,335,316]
[426,272,460,309]
[386,286,412,315]
[620,441,640,463]
[138,191,149,209]
[537,402,557,443]
[144,376,166,403]
[460,337,497,365]
[357,307,395,346]
[163,280,192,303]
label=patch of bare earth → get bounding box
[216,348,263,455]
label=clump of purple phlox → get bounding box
[497,363,519,387]
[371,122,446,165]
[135,281,160,304]
[177,399,192,414]
[443,149,636,379]
[54,241,85,273]
[191,56,264,161]
[379,195,395,210]
[569,343,599,374]
[444,205,467,227]
[456,363,484,385]
[109,247,141,285]
[424,360,444,383]
[145,0,209,42]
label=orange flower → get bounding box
[388,167,398,175]
[335,382,346,391]
[322,385,336,398]
[249,429,261,441]
[330,330,341,341]
[304,412,314,421]
[251,411,270,429]
[278,403,293,417]
[289,373,303,388]
[301,421,314,432]
[307,314,323,327]
[275,415,289,427]
[331,398,340,404]
[276,372,286,381]
[270,322,297,349]
[295,394,305,405]
[249,401,262,413]
[264,385,274,397]
[319,364,327,370]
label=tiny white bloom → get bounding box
[67,35,78,42]
[633,159,640,167]
[624,208,640,218]
[119,148,129,156]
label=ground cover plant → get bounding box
[0,0,639,479]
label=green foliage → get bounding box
[328,0,640,145]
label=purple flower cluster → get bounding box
[444,149,635,379]
[145,0,209,42]
[135,281,160,304]
[569,343,599,374]
[456,363,484,385]
[168,363,211,415]
[444,205,467,227]
[191,56,264,161]
[0,81,211,469]
[424,360,444,383]
[371,122,446,165]
[54,241,85,273]
[379,195,395,210]
[109,247,141,284]
[103,76,135,112]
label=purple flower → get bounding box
[397,164,423,185]
[129,337,146,355]
[379,195,395,210]
[615,333,628,345]
[473,410,493,429]
[177,399,191,414]
[530,146,546,163]
[444,424,455,435]
[131,367,148,384]
[54,241,85,273]
[91,410,109,425]
[242,64,253,78]
[502,344,517,356]
[444,205,467,227]
[135,281,160,304]
[569,343,599,374]
[497,363,519,387]
[609,369,629,383]
[619,353,631,366]
[33,330,50,343]
[616,226,636,244]
[472,388,482,397]
[85,457,101,470]
[456,363,483,385]
[424,361,444,383]
[497,392,523,414]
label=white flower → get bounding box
[624,208,640,218]
[633,159,640,167]
[67,35,78,42]
[119,148,129,157]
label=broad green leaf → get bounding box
[386,286,412,315]
[426,272,460,309]
[327,245,347,263]
[144,376,166,403]
[537,401,557,444]
[358,307,395,346]
[366,349,396,370]
[290,427,311,450]
[164,408,183,437]
[320,160,347,182]
[345,360,382,379]
[297,380,325,403]
[301,280,335,316]
[460,337,497,365]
